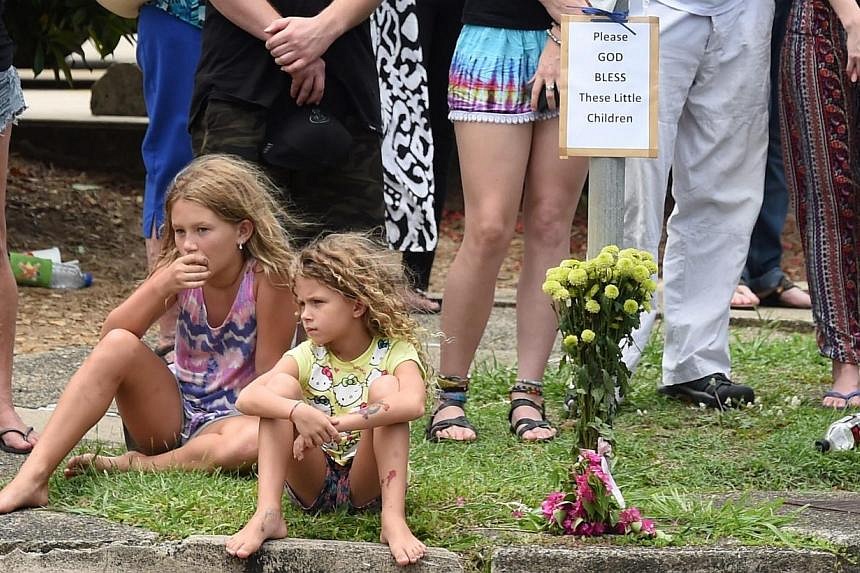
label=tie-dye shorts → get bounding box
[448,25,559,124]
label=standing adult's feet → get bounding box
[0,407,37,454]
[822,361,860,409]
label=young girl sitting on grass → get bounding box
[226,234,428,567]
[0,154,298,514]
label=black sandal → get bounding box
[509,380,555,442]
[425,375,477,442]
[756,276,808,308]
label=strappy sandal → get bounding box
[425,374,477,442]
[756,276,810,308]
[509,379,556,442]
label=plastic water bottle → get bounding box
[8,252,93,289]
[49,261,93,289]
[815,414,860,453]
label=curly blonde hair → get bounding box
[292,233,430,372]
[154,154,296,284]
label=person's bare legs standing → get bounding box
[0,122,36,453]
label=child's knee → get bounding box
[368,375,400,400]
[99,328,140,351]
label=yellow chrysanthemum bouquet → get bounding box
[542,245,658,450]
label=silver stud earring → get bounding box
[238,242,244,251]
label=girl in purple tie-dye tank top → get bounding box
[0,156,299,516]
[174,258,258,441]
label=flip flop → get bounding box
[822,390,860,409]
[0,426,35,455]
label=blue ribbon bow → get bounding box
[580,7,636,35]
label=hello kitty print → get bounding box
[288,337,424,466]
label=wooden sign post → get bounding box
[558,4,659,257]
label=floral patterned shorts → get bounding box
[286,455,381,513]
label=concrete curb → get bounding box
[490,546,845,573]
[0,511,463,573]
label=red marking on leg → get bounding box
[383,469,397,487]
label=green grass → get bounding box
[43,324,857,563]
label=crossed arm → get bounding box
[207,0,380,104]
[237,355,426,450]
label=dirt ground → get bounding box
[6,154,805,355]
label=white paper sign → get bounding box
[560,15,658,157]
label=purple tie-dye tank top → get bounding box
[173,259,257,440]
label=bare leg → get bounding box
[434,122,532,441]
[65,415,260,476]
[227,376,326,559]
[349,376,425,566]
[513,118,588,441]
[0,125,35,453]
[823,360,860,408]
[0,329,182,514]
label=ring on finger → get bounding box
[546,82,556,92]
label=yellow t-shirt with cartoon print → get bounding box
[287,336,424,466]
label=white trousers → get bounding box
[622,0,774,386]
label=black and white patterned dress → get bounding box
[372,0,437,252]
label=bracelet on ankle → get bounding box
[437,373,470,392]
[511,379,544,396]
[438,390,467,405]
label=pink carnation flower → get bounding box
[641,519,656,536]
[541,491,566,520]
[562,514,576,535]
[575,473,596,503]
[575,521,607,537]
[619,507,642,525]
[580,450,604,467]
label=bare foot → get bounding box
[777,286,812,309]
[64,451,143,478]
[226,508,288,559]
[403,289,440,314]
[0,407,38,453]
[380,516,426,566]
[510,392,556,442]
[823,361,860,409]
[428,402,476,442]
[730,285,759,309]
[0,475,49,514]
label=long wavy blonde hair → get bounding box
[154,154,296,283]
[292,233,430,373]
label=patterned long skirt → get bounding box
[780,0,860,363]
